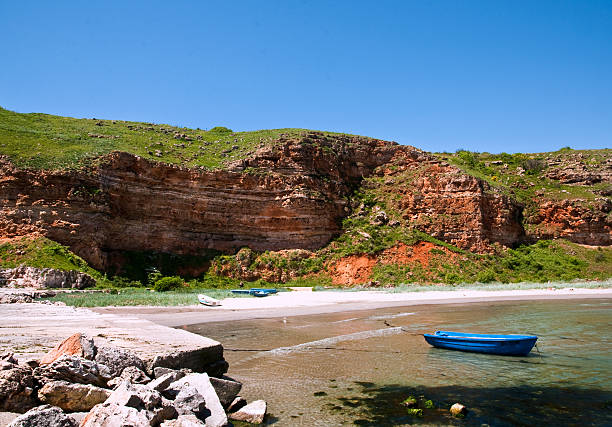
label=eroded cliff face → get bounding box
[526,199,612,245]
[0,133,527,271]
[370,154,525,252]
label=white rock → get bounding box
[229,400,266,424]
[161,414,206,426]
[165,373,227,427]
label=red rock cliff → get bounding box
[0,133,526,270]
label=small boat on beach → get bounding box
[231,288,277,297]
[198,294,222,306]
[423,330,538,356]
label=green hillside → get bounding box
[0,107,311,170]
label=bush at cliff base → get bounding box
[153,276,184,292]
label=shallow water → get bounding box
[185,299,612,426]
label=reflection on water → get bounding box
[185,299,612,426]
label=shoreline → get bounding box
[91,287,612,327]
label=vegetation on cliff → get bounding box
[1,108,610,289]
[0,236,99,277]
[0,107,315,170]
[439,148,612,236]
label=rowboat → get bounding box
[231,288,277,297]
[198,294,221,306]
[423,331,538,356]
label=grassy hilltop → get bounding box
[0,106,312,170]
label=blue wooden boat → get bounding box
[423,331,538,356]
[231,288,277,297]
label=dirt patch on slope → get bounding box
[329,241,456,285]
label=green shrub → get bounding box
[208,126,233,133]
[153,276,184,292]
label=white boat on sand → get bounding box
[198,294,222,306]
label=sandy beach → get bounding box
[92,287,612,327]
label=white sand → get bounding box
[96,287,612,327]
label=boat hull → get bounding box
[423,331,537,356]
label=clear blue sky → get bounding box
[1,1,610,153]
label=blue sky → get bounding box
[1,1,610,153]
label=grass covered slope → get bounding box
[438,149,611,206]
[0,236,100,277]
[0,106,311,170]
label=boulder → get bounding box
[37,380,111,412]
[34,355,112,388]
[148,371,187,392]
[173,386,209,418]
[161,414,206,426]
[39,333,95,365]
[1,352,19,371]
[153,366,192,379]
[7,404,77,427]
[228,400,266,424]
[209,376,242,408]
[0,365,38,413]
[165,373,227,427]
[147,346,226,377]
[80,403,151,427]
[450,402,467,417]
[95,344,146,378]
[107,366,151,389]
[103,381,177,425]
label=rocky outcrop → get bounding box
[7,405,77,427]
[3,331,258,426]
[0,134,529,274]
[544,153,612,186]
[373,155,525,252]
[0,267,95,289]
[526,198,612,245]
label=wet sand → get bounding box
[92,287,612,327]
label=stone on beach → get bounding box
[0,352,19,371]
[94,344,146,378]
[7,404,77,427]
[148,347,227,377]
[161,414,206,426]
[173,386,209,418]
[148,371,187,392]
[107,365,151,388]
[0,365,38,413]
[209,376,242,408]
[37,380,111,412]
[228,399,267,424]
[450,402,467,417]
[165,373,228,427]
[80,402,152,427]
[39,333,96,365]
[88,381,177,425]
[34,355,112,388]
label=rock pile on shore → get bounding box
[2,333,266,426]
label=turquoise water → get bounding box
[186,299,612,426]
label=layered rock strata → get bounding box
[0,134,527,271]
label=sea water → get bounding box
[186,299,612,426]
